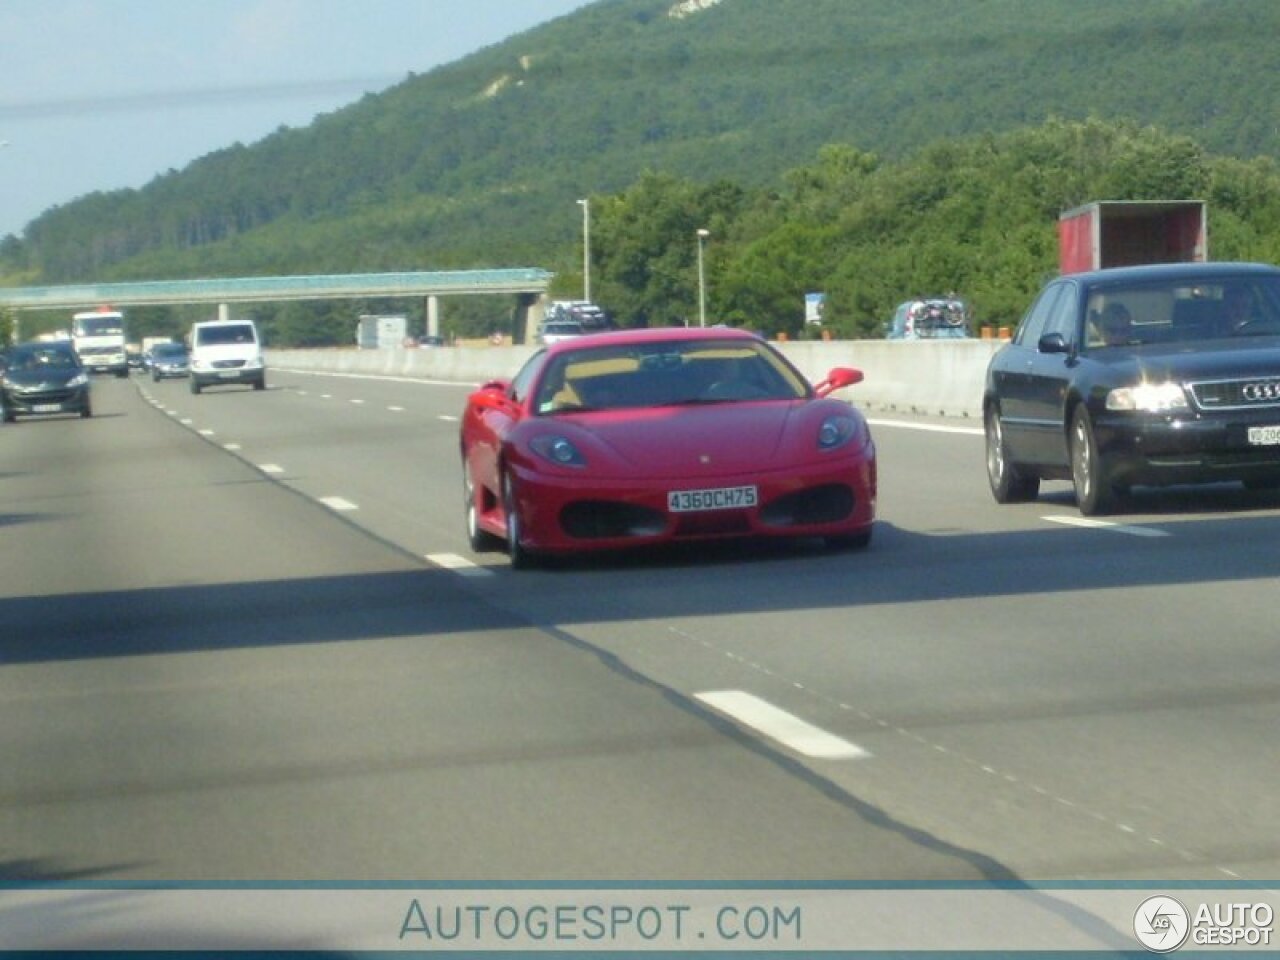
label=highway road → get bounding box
[1,369,1277,885]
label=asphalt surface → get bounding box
[1,370,1277,886]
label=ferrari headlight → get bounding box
[818,414,858,450]
[530,435,586,467]
[1106,382,1189,413]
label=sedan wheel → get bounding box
[1070,406,1115,516]
[502,471,537,570]
[985,407,1040,503]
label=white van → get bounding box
[188,319,265,394]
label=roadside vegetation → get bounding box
[5,0,1280,342]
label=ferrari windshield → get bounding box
[534,338,808,414]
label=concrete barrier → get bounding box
[267,338,1007,419]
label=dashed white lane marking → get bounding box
[198,428,215,437]
[1044,515,1171,537]
[695,690,870,759]
[350,398,365,405]
[259,464,284,475]
[223,443,241,451]
[427,553,494,576]
[438,414,459,423]
[272,368,473,388]
[673,625,1209,863]
[388,405,405,412]
[318,496,358,512]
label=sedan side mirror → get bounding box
[1038,332,1070,355]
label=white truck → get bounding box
[356,314,408,349]
[71,308,129,377]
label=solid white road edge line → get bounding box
[695,690,871,759]
[866,417,983,436]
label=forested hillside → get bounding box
[5,0,1280,343]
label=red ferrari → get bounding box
[460,326,876,568]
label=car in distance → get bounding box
[886,297,971,339]
[0,340,92,422]
[984,261,1280,515]
[536,300,613,344]
[535,319,588,345]
[149,341,190,380]
[188,319,265,394]
[460,326,876,568]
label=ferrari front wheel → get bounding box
[463,459,500,553]
[502,470,538,570]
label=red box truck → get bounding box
[1058,200,1207,274]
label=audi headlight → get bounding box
[1106,382,1189,413]
[529,435,586,467]
[817,414,859,450]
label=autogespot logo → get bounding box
[1135,896,1191,953]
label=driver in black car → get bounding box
[1223,283,1257,332]
[1097,302,1133,346]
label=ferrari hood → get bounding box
[574,403,802,475]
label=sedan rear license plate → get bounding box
[1248,425,1280,446]
[32,403,62,413]
[668,485,758,513]
[217,371,240,378]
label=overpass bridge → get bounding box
[0,268,556,342]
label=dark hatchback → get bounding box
[0,340,92,422]
[149,341,190,380]
[984,261,1280,514]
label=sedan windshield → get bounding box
[1084,275,1280,348]
[533,339,808,414]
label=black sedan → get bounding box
[984,261,1280,514]
[0,340,92,422]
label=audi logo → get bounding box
[1243,381,1280,401]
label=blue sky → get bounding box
[0,0,590,238]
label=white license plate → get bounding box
[668,485,758,513]
[32,403,62,413]
[217,371,240,379]
[1248,425,1280,446]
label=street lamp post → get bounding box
[577,198,591,303]
[696,228,710,327]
